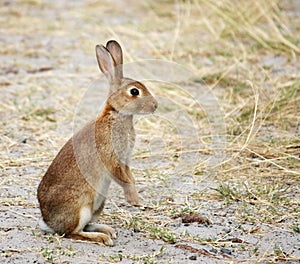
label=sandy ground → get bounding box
[1,0,300,263]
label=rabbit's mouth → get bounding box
[136,101,158,115]
[141,103,158,114]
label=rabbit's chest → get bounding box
[112,126,135,155]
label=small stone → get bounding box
[189,255,197,260]
[222,227,231,233]
[221,248,232,255]
[18,137,27,144]
[133,228,140,233]
[210,248,218,254]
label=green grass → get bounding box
[101,246,166,264]
[125,216,176,244]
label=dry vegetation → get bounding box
[1,0,299,263]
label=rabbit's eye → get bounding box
[130,88,139,96]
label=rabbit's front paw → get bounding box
[126,195,140,207]
[124,186,140,206]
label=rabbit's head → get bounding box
[96,40,158,115]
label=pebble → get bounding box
[210,248,218,254]
[221,248,232,255]
[222,227,231,233]
[189,255,197,260]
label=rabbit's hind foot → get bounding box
[84,223,117,239]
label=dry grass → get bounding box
[1,0,300,263]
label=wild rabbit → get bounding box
[37,40,158,246]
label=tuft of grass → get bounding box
[200,0,300,55]
[102,246,166,264]
[41,244,76,263]
[266,78,300,127]
[212,183,243,203]
[291,224,300,233]
[212,181,296,225]
[148,224,176,244]
[38,234,76,263]
[126,216,176,244]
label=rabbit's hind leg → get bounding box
[85,203,117,240]
[68,230,114,246]
[84,223,117,239]
[67,206,114,246]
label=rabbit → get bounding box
[37,40,158,246]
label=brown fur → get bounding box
[37,40,157,246]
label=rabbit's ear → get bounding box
[95,44,117,86]
[106,40,123,80]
